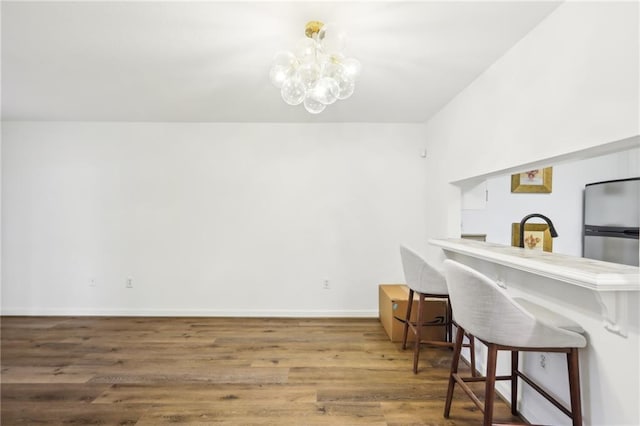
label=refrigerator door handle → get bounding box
[623,229,639,237]
[584,225,640,239]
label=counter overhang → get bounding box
[429,238,640,337]
[429,238,639,291]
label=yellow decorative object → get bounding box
[305,21,324,38]
[511,223,553,252]
[511,167,553,193]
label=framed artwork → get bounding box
[511,167,553,193]
[511,223,553,252]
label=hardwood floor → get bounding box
[1,317,524,425]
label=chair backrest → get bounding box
[400,246,448,295]
[442,259,586,348]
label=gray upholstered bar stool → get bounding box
[442,260,587,426]
[400,246,476,375]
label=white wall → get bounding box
[1,121,429,316]
[422,2,639,425]
[462,147,640,257]
[430,1,639,186]
[423,0,639,273]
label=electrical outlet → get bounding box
[126,278,133,288]
[89,278,96,287]
[323,279,330,290]
[539,353,547,369]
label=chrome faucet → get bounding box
[519,213,558,248]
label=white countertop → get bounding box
[429,238,640,292]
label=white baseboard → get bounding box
[0,307,379,317]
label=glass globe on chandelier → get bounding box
[269,21,362,114]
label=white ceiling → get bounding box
[1,1,561,123]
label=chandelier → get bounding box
[269,21,361,114]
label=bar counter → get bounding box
[429,238,640,425]
[429,238,639,291]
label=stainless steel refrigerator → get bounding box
[583,177,639,266]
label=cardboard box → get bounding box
[378,284,447,343]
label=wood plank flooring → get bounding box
[1,316,525,425]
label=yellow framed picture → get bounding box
[511,223,553,252]
[511,167,553,193]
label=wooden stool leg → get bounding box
[469,334,477,377]
[402,289,414,350]
[484,344,498,426]
[444,325,466,418]
[511,350,519,416]
[567,348,583,426]
[446,296,453,343]
[412,292,425,374]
